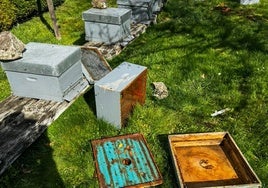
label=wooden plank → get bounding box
[46,0,61,39]
[0,84,89,175]
[171,139,223,147]
[83,23,147,60]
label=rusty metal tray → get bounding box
[168,132,261,188]
[91,133,163,188]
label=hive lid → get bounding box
[117,0,153,7]
[91,133,163,187]
[1,42,81,76]
[82,8,131,24]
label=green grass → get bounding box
[0,0,268,187]
[10,0,88,45]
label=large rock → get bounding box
[0,31,25,61]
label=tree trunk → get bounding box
[46,0,61,40]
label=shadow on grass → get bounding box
[0,131,64,187]
[125,0,267,59]
[112,0,267,115]
[83,87,97,116]
[36,0,55,35]
[157,134,180,188]
[73,33,87,45]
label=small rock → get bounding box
[0,31,25,61]
[91,0,107,9]
[152,82,168,99]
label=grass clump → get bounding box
[0,0,268,187]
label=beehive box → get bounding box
[1,42,88,102]
[91,133,163,187]
[168,132,261,188]
[152,0,163,13]
[94,62,147,129]
[82,8,131,44]
[117,0,154,23]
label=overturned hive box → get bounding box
[91,133,163,187]
[168,132,261,188]
[94,62,147,129]
[1,42,88,102]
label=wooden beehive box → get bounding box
[168,132,261,188]
[91,133,163,188]
[94,62,147,129]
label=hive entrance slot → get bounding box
[122,158,132,166]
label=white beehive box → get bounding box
[82,8,131,44]
[94,62,147,129]
[1,42,88,102]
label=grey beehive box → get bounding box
[117,0,154,23]
[94,62,147,129]
[152,0,163,13]
[82,8,131,44]
[1,42,88,102]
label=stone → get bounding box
[152,82,168,99]
[0,31,25,61]
[91,0,107,9]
